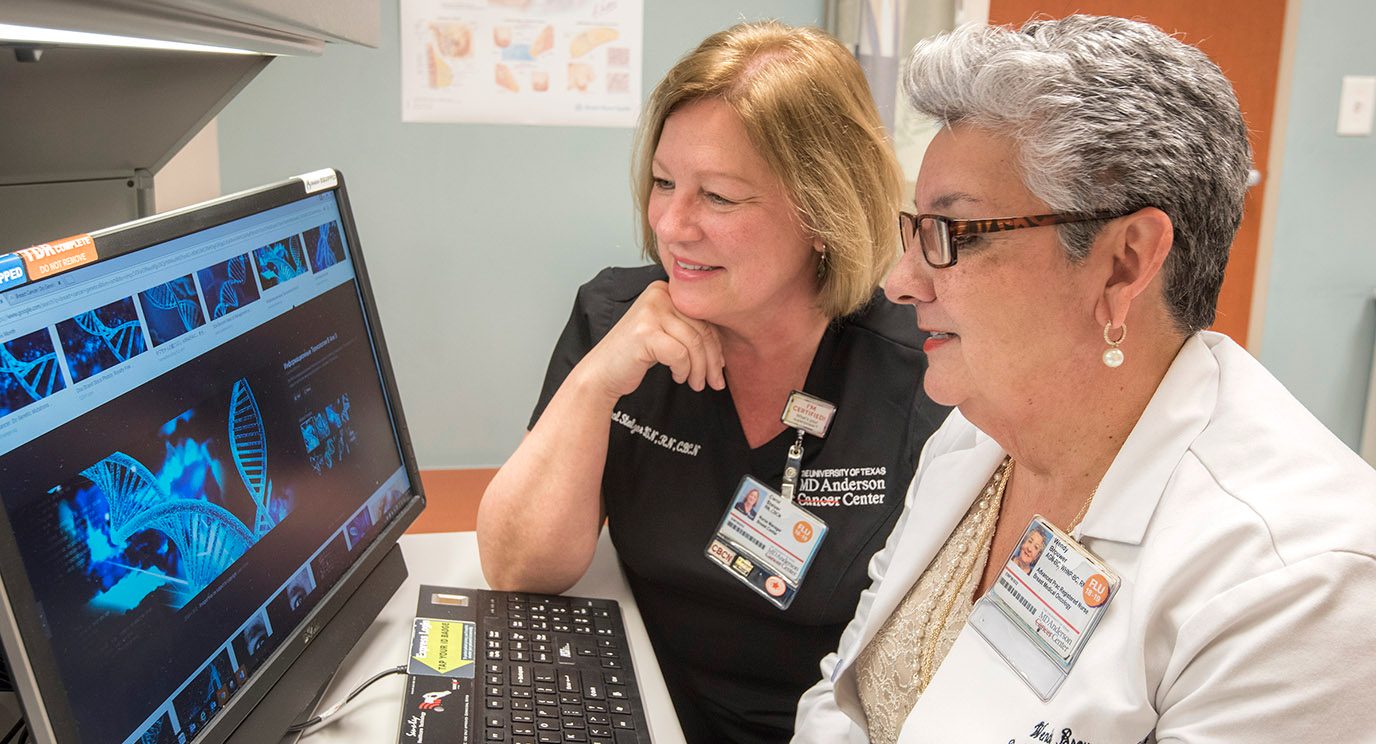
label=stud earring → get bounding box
[816,248,828,280]
[1103,322,1126,368]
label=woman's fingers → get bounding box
[589,280,727,395]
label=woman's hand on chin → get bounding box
[580,280,727,399]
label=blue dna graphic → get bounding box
[81,452,254,596]
[0,339,62,402]
[74,310,144,363]
[80,378,274,599]
[212,256,250,319]
[143,281,202,334]
[256,239,306,286]
[229,379,275,536]
[313,223,338,270]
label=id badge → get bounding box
[969,515,1119,700]
[704,476,828,609]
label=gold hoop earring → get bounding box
[1103,322,1127,368]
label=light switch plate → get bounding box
[1337,75,1375,136]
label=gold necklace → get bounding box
[1067,486,1098,532]
[916,456,1012,690]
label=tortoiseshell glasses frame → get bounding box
[898,211,1131,269]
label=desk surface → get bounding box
[298,530,685,744]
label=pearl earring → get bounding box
[1103,322,1126,368]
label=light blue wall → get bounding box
[1259,0,1376,448]
[217,0,824,467]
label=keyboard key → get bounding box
[534,667,557,683]
[609,702,630,715]
[513,724,536,736]
[601,659,622,670]
[584,682,604,700]
[486,730,506,741]
[561,731,587,742]
[538,732,560,743]
[487,715,504,728]
[588,725,612,738]
[511,664,531,686]
[536,706,559,719]
[487,699,506,709]
[562,717,586,729]
[607,686,627,700]
[512,712,534,724]
[603,673,624,686]
[512,699,534,710]
[536,719,560,731]
[560,707,584,718]
[585,702,608,713]
[611,716,634,730]
[512,689,533,699]
[559,671,580,693]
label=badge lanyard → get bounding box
[702,391,837,609]
[778,390,836,501]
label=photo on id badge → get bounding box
[704,475,827,610]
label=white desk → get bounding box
[298,530,685,743]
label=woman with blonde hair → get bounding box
[478,20,946,742]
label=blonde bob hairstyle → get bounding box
[632,21,903,319]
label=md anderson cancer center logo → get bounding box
[794,467,888,507]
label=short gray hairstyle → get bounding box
[903,15,1252,333]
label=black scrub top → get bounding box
[530,266,947,743]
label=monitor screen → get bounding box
[0,174,422,744]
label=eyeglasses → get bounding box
[898,211,1130,268]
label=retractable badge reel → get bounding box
[703,391,835,609]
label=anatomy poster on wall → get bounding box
[401,0,643,127]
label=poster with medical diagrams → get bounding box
[401,0,643,127]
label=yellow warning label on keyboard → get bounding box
[408,618,476,678]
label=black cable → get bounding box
[285,665,406,733]
[0,718,23,744]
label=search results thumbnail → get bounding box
[139,275,206,347]
[0,328,65,417]
[55,297,148,383]
[304,221,346,272]
[197,254,259,320]
[253,235,310,290]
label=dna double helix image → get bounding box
[55,297,148,383]
[252,235,309,290]
[196,254,260,321]
[74,377,283,610]
[303,220,346,272]
[0,328,66,417]
[138,275,206,347]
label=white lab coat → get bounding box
[794,333,1376,743]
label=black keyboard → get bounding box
[477,591,652,744]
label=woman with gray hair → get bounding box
[794,15,1376,742]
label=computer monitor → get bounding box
[0,170,426,744]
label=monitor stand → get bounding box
[226,543,409,743]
